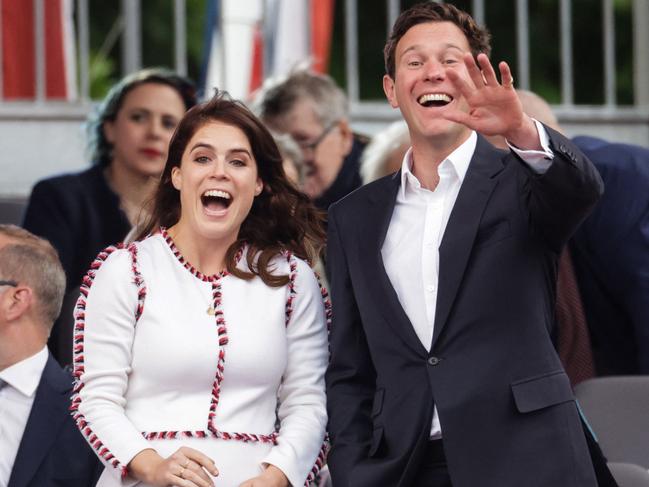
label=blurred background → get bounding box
[1,0,648,199]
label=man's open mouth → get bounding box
[417,93,453,107]
[201,189,232,212]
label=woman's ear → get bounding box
[171,166,182,191]
[254,178,263,196]
[103,121,115,144]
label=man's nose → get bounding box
[424,60,445,82]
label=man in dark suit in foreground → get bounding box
[325,3,603,486]
[0,224,100,487]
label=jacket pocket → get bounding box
[511,370,574,413]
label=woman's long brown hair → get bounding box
[135,92,325,287]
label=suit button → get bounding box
[427,356,441,366]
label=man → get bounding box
[0,225,100,487]
[325,3,603,486]
[513,90,649,376]
[254,69,367,211]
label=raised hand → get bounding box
[444,53,540,150]
[128,446,219,487]
[238,464,289,487]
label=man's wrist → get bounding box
[504,115,542,151]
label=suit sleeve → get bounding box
[520,125,604,253]
[325,205,377,486]
[262,257,329,486]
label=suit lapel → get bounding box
[431,136,506,349]
[357,172,429,357]
[9,355,70,487]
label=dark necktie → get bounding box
[556,248,596,386]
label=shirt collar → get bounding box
[0,346,48,398]
[399,131,477,197]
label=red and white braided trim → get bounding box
[70,243,145,478]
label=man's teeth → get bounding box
[418,93,452,104]
[203,189,231,199]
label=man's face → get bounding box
[267,97,352,199]
[383,21,473,148]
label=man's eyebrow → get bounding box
[400,43,466,57]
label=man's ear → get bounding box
[338,119,354,157]
[4,286,33,322]
[171,166,182,191]
[383,74,399,108]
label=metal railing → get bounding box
[345,0,649,122]
[1,0,648,122]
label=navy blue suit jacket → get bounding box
[7,354,101,487]
[571,136,649,375]
[23,165,130,366]
[326,128,603,487]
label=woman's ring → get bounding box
[183,459,190,468]
[179,467,185,478]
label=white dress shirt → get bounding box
[381,124,553,438]
[0,346,48,487]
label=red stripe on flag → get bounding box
[1,0,67,99]
[2,0,35,99]
[249,21,264,95]
[311,0,335,74]
[46,0,67,99]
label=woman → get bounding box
[23,68,197,365]
[70,93,329,487]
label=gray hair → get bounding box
[0,225,66,330]
[360,120,410,184]
[253,69,348,128]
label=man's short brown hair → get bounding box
[0,225,66,330]
[384,2,492,79]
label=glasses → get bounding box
[296,121,338,153]
[0,280,18,287]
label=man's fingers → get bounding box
[179,447,219,477]
[446,68,475,102]
[463,52,485,90]
[477,53,499,86]
[440,109,472,128]
[499,61,515,88]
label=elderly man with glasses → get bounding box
[254,69,368,213]
[0,225,100,487]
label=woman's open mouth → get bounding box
[201,189,232,215]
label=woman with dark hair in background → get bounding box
[70,93,329,487]
[23,68,197,365]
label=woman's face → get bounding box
[171,121,263,245]
[103,82,186,179]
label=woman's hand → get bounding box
[128,447,219,487]
[239,464,290,487]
